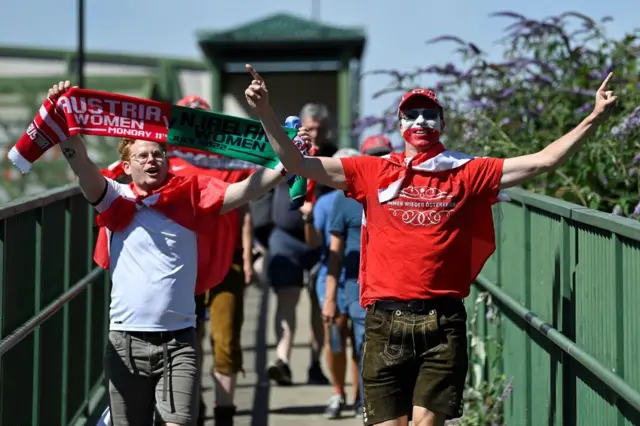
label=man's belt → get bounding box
[125,327,193,342]
[371,298,461,314]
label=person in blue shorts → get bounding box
[323,136,394,419]
[304,148,360,418]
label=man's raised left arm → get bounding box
[220,168,284,215]
[239,204,255,285]
[500,73,617,189]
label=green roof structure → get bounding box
[196,13,366,148]
[197,13,366,62]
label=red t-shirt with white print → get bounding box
[340,155,504,308]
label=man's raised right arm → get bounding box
[60,135,107,204]
[244,64,347,191]
[257,105,347,190]
[48,81,107,204]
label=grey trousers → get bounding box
[104,328,199,426]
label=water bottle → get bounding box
[285,115,309,155]
[329,322,343,354]
[283,115,307,210]
[285,115,301,130]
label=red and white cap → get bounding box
[176,95,211,111]
[397,88,442,114]
[360,135,393,156]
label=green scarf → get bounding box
[167,105,307,207]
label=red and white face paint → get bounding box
[400,108,442,149]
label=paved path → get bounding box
[200,285,362,426]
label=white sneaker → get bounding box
[323,394,345,419]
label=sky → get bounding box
[1,0,637,123]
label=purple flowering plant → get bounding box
[355,11,640,217]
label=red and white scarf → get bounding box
[94,173,231,295]
[96,150,259,294]
[377,143,509,203]
[7,88,172,174]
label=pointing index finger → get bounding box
[599,72,613,91]
[245,64,263,82]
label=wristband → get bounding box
[274,161,287,175]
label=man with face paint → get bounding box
[399,95,444,150]
[243,65,618,426]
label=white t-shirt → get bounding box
[95,178,198,332]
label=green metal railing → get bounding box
[2,178,639,426]
[470,187,640,426]
[0,184,109,426]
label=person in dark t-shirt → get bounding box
[265,103,337,386]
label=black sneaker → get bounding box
[197,399,206,426]
[307,361,330,385]
[267,358,293,386]
[324,394,345,419]
[352,392,361,410]
[214,405,236,426]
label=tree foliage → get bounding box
[356,11,640,216]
